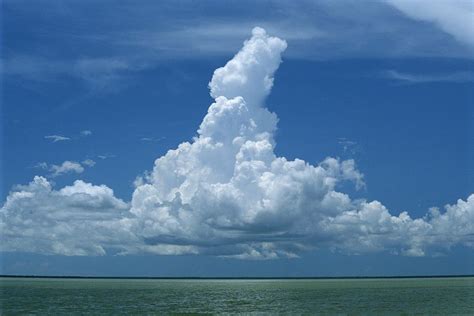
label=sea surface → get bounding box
[1,277,474,314]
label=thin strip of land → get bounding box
[1,274,473,280]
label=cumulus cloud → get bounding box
[36,160,95,177]
[0,177,131,255]
[386,0,474,47]
[49,161,84,177]
[128,27,473,258]
[44,135,70,143]
[2,28,474,259]
[81,130,93,136]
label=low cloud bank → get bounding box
[2,28,473,259]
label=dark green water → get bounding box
[1,277,474,314]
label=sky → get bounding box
[1,0,474,277]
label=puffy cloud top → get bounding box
[1,27,474,259]
[209,27,287,104]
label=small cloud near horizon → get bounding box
[140,136,166,142]
[44,135,70,143]
[384,70,474,84]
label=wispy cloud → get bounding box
[34,162,49,170]
[73,58,139,90]
[97,154,116,160]
[3,56,136,91]
[119,23,326,58]
[82,159,96,167]
[45,131,95,142]
[385,70,474,84]
[338,137,360,155]
[44,135,70,143]
[35,159,96,177]
[386,0,474,48]
[1,56,73,83]
[140,136,165,142]
[2,0,473,92]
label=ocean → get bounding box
[1,277,473,314]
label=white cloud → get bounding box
[2,28,474,258]
[3,1,474,91]
[128,27,473,258]
[140,137,165,142]
[35,160,96,177]
[114,1,473,60]
[82,159,96,167]
[385,70,474,84]
[386,0,474,47]
[2,56,70,82]
[81,130,93,136]
[50,161,84,177]
[73,58,137,90]
[34,162,49,170]
[3,55,136,90]
[0,176,131,256]
[97,154,116,160]
[44,135,70,143]
[338,138,359,155]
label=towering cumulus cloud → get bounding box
[1,28,474,258]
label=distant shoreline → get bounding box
[1,274,473,280]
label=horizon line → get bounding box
[1,274,473,280]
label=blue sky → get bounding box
[1,0,473,276]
